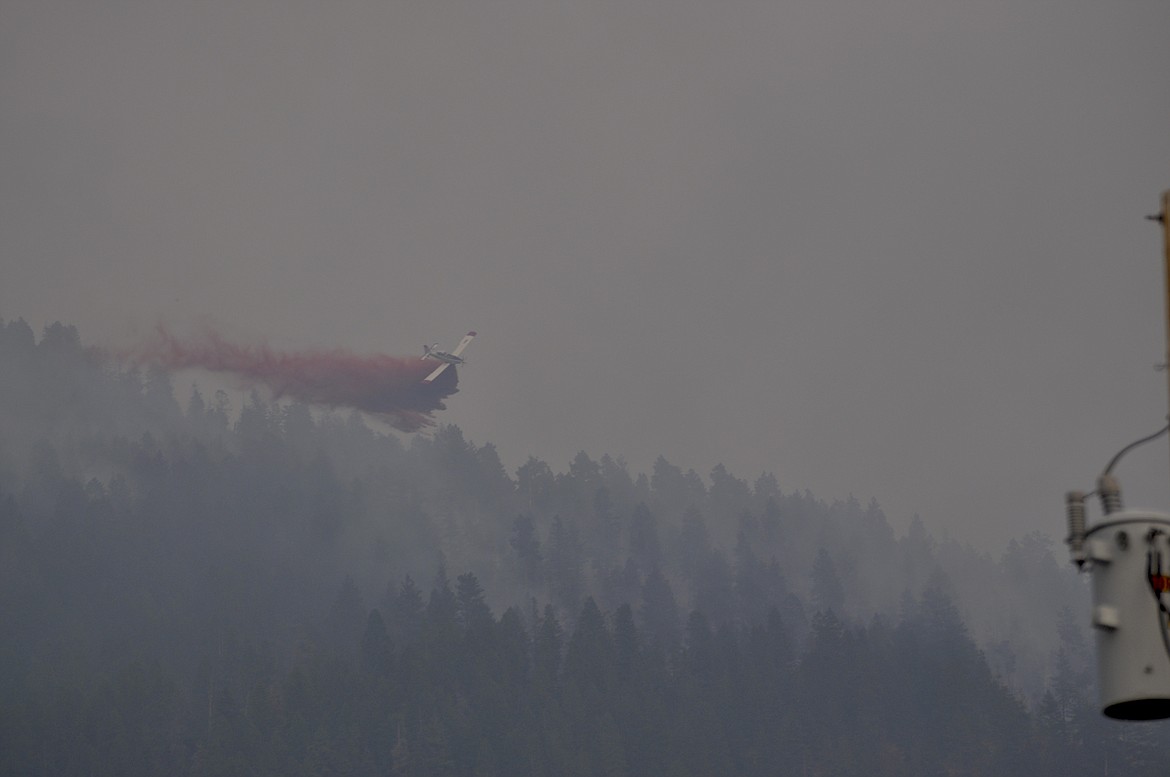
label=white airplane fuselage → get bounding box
[423,346,465,365]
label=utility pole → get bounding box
[1059,191,1170,721]
[1155,191,1170,474]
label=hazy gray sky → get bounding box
[3,0,1169,549]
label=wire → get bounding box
[1103,422,1170,476]
[1155,592,1170,663]
[1146,532,1170,662]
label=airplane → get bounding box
[421,331,476,383]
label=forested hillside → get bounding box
[1,317,1166,776]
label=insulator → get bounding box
[1098,473,1124,515]
[1066,491,1087,568]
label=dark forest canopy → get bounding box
[1,317,1167,776]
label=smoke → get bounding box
[128,327,459,432]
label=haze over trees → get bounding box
[1,317,1167,775]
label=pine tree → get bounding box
[810,547,845,615]
[564,598,612,692]
[510,515,543,586]
[640,567,681,657]
[534,605,564,692]
[362,609,394,676]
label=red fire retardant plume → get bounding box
[131,328,459,432]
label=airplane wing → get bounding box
[422,362,451,383]
[451,331,477,358]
